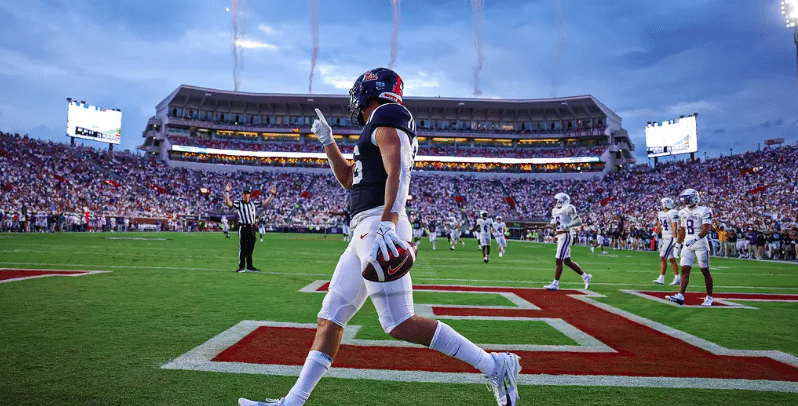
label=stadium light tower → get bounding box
[782,1,798,86]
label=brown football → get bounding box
[362,241,418,282]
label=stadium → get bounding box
[2,1,798,406]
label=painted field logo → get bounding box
[163,281,798,392]
[0,268,109,283]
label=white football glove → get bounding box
[674,243,682,256]
[684,237,697,248]
[311,108,334,146]
[369,221,409,270]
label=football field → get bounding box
[1,231,797,405]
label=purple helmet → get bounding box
[348,67,404,125]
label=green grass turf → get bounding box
[0,232,796,405]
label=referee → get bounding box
[225,183,277,272]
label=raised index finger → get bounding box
[314,108,327,123]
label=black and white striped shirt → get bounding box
[232,200,261,225]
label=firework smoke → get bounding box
[471,0,484,96]
[309,0,320,94]
[389,0,401,68]
[551,0,567,98]
[230,0,248,91]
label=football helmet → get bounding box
[554,192,570,208]
[480,210,488,219]
[679,189,700,207]
[348,67,404,126]
[660,197,674,210]
[495,216,502,222]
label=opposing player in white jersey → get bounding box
[544,193,592,290]
[471,211,494,263]
[449,217,464,250]
[666,189,715,306]
[653,197,681,286]
[239,68,520,406]
[220,215,230,238]
[493,216,507,257]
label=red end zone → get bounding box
[0,268,107,283]
[163,282,798,391]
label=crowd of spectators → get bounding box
[1,131,796,261]
[166,134,606,159]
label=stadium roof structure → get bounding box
[142,85,634,177]
[155,85,622,136]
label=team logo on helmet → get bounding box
[554,192,570,208]
[348,68,404,126]
[679,189,700,206]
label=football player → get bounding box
[449,217,463,250]
[471,210,493,262]
[412,215,423,243]
[427,217,438,250]
[493,215,507,257]
[653,197,681,286]
[666,189,715,306]
[220,215,230,238]
[239,68,520,406]
[258,216,266,243]
[544,193,592,290]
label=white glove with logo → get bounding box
[311,108,334,146]
[684,237,697,248]
[369,221,409,271]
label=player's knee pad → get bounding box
[318,290,365,328]
[365,276,415,334]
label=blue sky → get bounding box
[1,0,796,162]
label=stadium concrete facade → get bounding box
[140,85,635,178]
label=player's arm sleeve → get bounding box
[567,207,583,228]
[375,127,412,217]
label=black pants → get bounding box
[238,224,257,269]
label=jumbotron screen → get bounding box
[645,115,697,158]
[66,100,122,144]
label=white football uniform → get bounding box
[679,205,713,268]
[221,216,229,233]
[551,204,579,259]
[477,218,493,247]
[449,221,460,241]
[658,209,680,259]
[493,221,507,248]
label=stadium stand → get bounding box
[1,131,796,261]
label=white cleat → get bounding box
[485,352,521,406]
[653,277,664,285]
[543,282,559,291]
[582,273,592,289]
[666,293,685,305]
[238,398,284,406]
[669,277,681,286]
[701,296,714,306]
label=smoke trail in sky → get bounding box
[389,0,401,68]
[551,0,567,98]
[309,0,320,94]
[471,0,484,96]
[230,0,248,91]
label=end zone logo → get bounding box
[0,268,109,283]
[163,281,798,392]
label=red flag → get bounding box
[3,183,12,191]
[454,196,464,203]
[503,196,516,208]
[54,174,66,182]
[105,180,120,189]
[300,191,311,198]
[250,190,263,199]
[747,185,770,195]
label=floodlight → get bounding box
[783,0,798,26]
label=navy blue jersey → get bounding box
[428,220,437,232]
[349,103,417,215]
